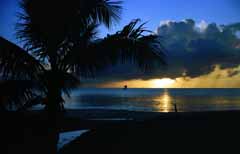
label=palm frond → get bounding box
[0,37,45,80]
[16,0,122,60]
[18,96,43,111]
[62,19,166,77]
[119,19,150,38]
[41,71,80,97]
[100,19,166,70]
[0,80,45,111]
[60,72,80,97]
[86,0,123,28]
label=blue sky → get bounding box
[102,0,240,36]
[1,0,240,43]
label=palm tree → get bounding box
[0,0,165,153]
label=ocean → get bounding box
[63,88,240,112]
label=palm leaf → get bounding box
[40,70,80,97]
[85,0,123,28]
[63,19,166,77]
[0,37,45,80]
[16,0,122,61]
[0,80,45,111]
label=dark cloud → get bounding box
[156,19,240,78]
[93,19,240,82]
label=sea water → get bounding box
[64,88,240,112]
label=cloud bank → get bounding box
[156,19,240,78]
[86,19,240,87]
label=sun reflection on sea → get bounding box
[154,89,173,112]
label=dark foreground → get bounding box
[1,110,240,154]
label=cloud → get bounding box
[159,20,175,27]
[91,19,240,87]
[155,19,240,78]
[172,65,240,88]
[88,65,240,88]
[196,20,208,32]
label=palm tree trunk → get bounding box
[45,81,61,154]
[46,107,59,154]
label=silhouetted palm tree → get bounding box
[0,0,165,153]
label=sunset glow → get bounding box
[91,65,240,88]
[151,78,176,88]
[97,78,177,88]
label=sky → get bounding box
[1,0,240,88]
[1,0,240,41]
[103,0,240,36]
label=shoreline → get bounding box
[16,108,240,122]
[31,109,240,131]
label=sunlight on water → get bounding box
[62,88,240,112]
[154,89,173,112]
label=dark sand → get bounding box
[1,110,240,154]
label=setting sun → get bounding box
[151,78,176,88]
[98,78,177,88]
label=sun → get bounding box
[151,78,176,88]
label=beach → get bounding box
[61,110,240,154]
[2,109,240,154]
